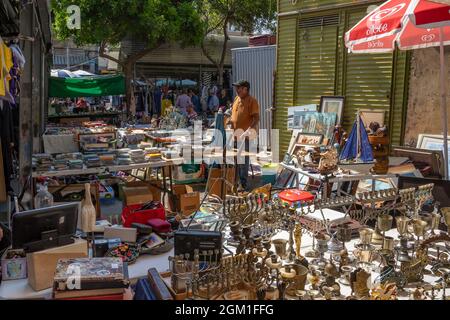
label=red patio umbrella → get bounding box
[345,0,450,179]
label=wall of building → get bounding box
[274,0,409,159]
[404,48,450,146]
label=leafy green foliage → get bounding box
[52,0,204,55]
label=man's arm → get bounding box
[250,113,260,130]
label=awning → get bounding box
[49,74,125,98]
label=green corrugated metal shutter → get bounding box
[342,11,394,130]
[390,51,410,145]
[274,16,298,160]
[295,14,339,105]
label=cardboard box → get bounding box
[26,239,88,291]
[104,226,137,243]
[169,185,200,217]
[123,186,153,206]
[121,180,162,203]
[206,167,235,199]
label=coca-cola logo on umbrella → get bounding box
[421,34,436,42]
[368,3,406,22]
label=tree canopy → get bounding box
[52,0,205,112]
[196,0,277,85]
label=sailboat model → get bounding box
[339,112,375,173]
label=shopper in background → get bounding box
[189,89,202,114]
[175,89,192,115]
[219,88,231,111]
[207,87,220,115]
[229,80,260,192]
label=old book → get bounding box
[60,293,124,300]
[53,257,129,291]
[54,287,124,299]
[147,268,173,300]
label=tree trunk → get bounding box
[123,63,134,116]
[217,65,224,87]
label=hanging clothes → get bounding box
[0,100,16,194]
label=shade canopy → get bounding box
[49,74,125,98]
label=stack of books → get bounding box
[117,149,132,165]
[144,148,162,162]
[68,159,84,170]
[52,258,129,300]
[130,149,146,164]
[33,154,54,172]
[99,154,116,166]
[83,154,101,168]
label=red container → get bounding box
[121,203,166,228]
[277,189,315,206]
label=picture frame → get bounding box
[287,105,317,130]
[320,96,345,125]
[359,109,385,128]
[295,133,324,146]
[391,145,445,178]
[417,134,450,177]
[292,112,336,140]
[274,169,294,188]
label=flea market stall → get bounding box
[1,0,450,302]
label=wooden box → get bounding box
[26,239,88,291]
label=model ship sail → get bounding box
[340,113,373,163]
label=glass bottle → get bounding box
[34,183,54,209]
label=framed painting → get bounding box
[320,96,345,125]
[295,133,324,146]
[359,109,385,128]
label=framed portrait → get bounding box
[359,109,385,128]
[320,96,345,125]
[295,133,323,146]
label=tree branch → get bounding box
[219,17,230,67]
[99,40,122,66]
[201,40,219,67]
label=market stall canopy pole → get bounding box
[344,0,450,179]
[49,74,125,98]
